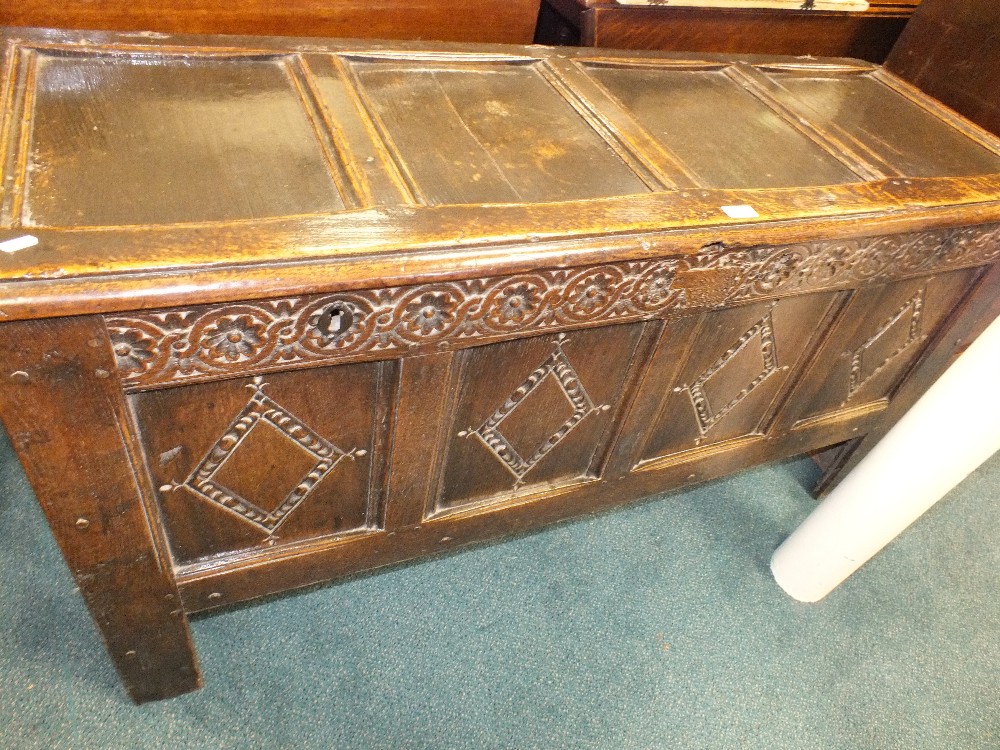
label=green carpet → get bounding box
[1,423,997,750]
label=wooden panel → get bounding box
[131,361,394,566]
[886,0,1000,137]
[814,263,1000,496]
[1,0,543,45]
[435,324,646,511]
[25,51,346,227]
[580,63,860,188]
[588,7,911,63]
[630,293,838,467]
[778,269,978,430]
[346,58,651,204]
[536,0,918,63]
[175,390,897,614]
[763,70,1000,178]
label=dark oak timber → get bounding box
[0,317,201,703]
[1,26,999,702]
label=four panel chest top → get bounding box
[2,27,1000,702]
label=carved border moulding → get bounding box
[457,335,611,488]
[846,286,926,402]
[107,261,685,389]
[106,223,1000,389]
[691,223,1000,303]
[159,377,367,535]
[681,309,782,437]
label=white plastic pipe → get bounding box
[771,312,1000,602]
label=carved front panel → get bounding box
[631,293,839,467]
[434,325,646,511]
[131,362,393,566]
[780,269,979,429]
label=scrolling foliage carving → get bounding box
[108,261,683,388]
[692,223,1000,302]
[107,224,1000,389]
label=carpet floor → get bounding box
[0,425,997,750]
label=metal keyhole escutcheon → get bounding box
[317,303,355,338]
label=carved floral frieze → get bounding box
[695,223,1000,302]
[106,223,1000,389]
[107,260,684,388]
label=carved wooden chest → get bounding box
[2,27,1000,702]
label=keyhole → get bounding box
[317,303,354,338]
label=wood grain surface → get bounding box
[887,0,1000,137]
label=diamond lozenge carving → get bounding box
[459,335,609,488]
[160,377,366,535]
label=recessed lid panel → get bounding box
[24,52,347,227]
[764,70,1000,178]
[347,59,651,205]
[1,29,1000,319]
[581,63,862,189]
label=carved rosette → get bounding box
[106,223,1000,389]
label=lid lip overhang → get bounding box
[3,173,1000,278]
[2,175,1000,324]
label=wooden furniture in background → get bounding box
[887,0,1000,137]
[2,27,1000,702]
[0,0,542,44]
[536,0,920,63]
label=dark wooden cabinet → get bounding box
[887,0,1000,137]
[537,0,920,63]
[2,27,1000,703]
[1,0,543,45]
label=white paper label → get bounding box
[720,205,760,219]
[0,235,39,254]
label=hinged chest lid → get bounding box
[2,27,1000,319]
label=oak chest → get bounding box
[2,27,1000,702]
